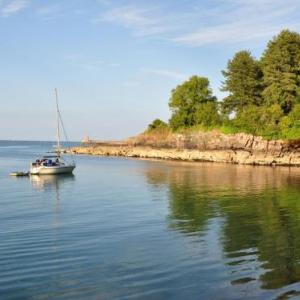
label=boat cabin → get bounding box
[31,155,64,167]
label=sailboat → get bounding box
[29,89,76,175]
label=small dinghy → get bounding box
[10,172,29,177]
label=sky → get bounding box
[0,0,300,141]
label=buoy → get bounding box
[10,172,29,177]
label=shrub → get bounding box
[147,119,168,131]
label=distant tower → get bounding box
[82,135,90,144]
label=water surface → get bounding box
[1,141,300,299]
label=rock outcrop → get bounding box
[70,131,300,167]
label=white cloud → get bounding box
[65,54,121,71]
[141,68,187,81]
[36,3,82,20]
[173,0,300,46]
[1,0,30,17]
[98,5,175,37]
[97,0,300,46]
[173,21,284,47]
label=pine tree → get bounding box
[261,30,300,114]
[221,51,263,114]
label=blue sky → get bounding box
[1,0,300,141]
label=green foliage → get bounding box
[219,29,300,139]
[194,102,221,127]
[221,51,263,114]
[169,76,218,129]
[148,29,300,140]
[147,119,168,131]
[288,104,300,127]
[219,124,240,135]
[261,30,300,113]
[279,104,300,139]
[234,104,283,138]
[233,105,265,135]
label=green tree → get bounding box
[261,30,300,114]
[169,76,218,130]
[194,102,221,127]
[279,104,300,139]
[221,50,263,114]
[233,105,264,135]
[147,119,168,131]
[288,104,300,127]
[234,104,283,137]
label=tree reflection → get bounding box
[168,179,215,234]
[145,162,300,290]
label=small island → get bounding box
[71,30,300,167]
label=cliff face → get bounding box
[127,131,289,153]
[72,131,300,166]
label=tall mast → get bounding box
[55,88,61,155]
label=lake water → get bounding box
[1,141,300,299]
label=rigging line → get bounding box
[58,110,76,164]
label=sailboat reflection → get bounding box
[30,175,75,235]
[30,174,75,214]
[30,174,75,190]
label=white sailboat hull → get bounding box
[30,164,75,175]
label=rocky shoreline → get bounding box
[69,132,300,167]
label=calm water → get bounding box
[2,141,300,299]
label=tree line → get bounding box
[148,30,300,140]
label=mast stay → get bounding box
[54,88,76,164]
[55,88,61,156]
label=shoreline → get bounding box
[68,144,300,167]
